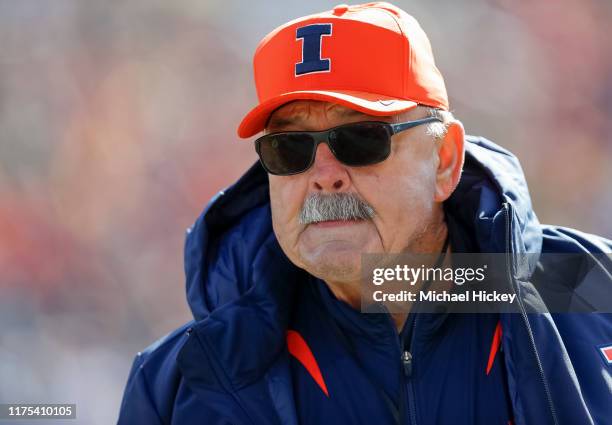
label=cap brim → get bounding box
[237,90,419,138]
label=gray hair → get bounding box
[299,192,375,225]
[421,106,455,140]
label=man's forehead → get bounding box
[271,100,369,119]
[267,100,387,130]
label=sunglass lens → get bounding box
[331,123,391,166]
[258,133,315,175]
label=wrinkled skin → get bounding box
[266,100,465,313]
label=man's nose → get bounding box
[310,143,350,192]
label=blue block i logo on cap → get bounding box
[295,23,332,76]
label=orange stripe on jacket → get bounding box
[287,330,329,397]
[486,320,503,375]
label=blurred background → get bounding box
[0,0,610,423]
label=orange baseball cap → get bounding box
[237,2,449,138]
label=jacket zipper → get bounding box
[399,313,418,425]
[402,350,417,425]
[502,203,558,425]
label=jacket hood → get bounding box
[446,136,542,254]
[184,135,542,320]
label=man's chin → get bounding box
[300,248,362,283]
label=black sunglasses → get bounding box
[254,117,443,176]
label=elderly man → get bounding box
[118,3,612,424]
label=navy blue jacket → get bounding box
[117,136,612,424]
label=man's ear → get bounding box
[434,120,465,202]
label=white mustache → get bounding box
[299,193,376,225]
